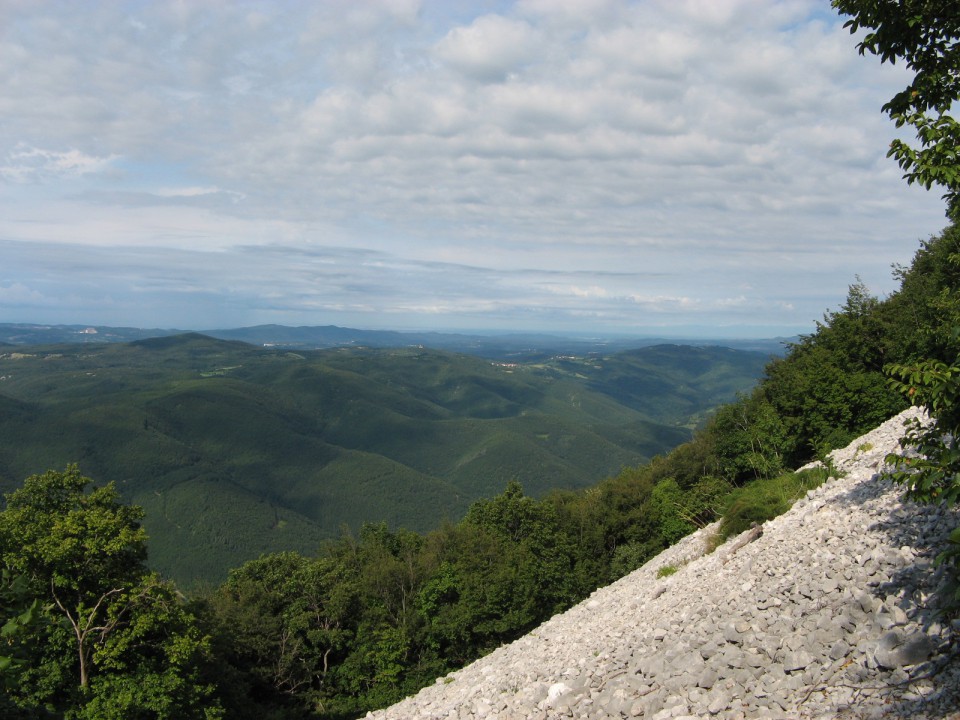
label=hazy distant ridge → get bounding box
[0,322,793,358]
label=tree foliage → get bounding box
[833,0,960,610]
[833,0,960,212]
[0,466,221,719]
[886,351,960,504]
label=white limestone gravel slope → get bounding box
[367,407,960,719]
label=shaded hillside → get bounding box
[0,335,766,585]
[547,344,772,427]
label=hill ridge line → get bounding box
[368,407,960,719]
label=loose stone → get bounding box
[367,409,960,720]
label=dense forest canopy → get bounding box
[0,340,767,586]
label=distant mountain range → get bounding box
[0,327,775,586]
[0,322,792,359]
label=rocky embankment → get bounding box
[368,408,960,719]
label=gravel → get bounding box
[367,407,960,719]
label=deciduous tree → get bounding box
[0,466,221,718]
[833,0,960,214]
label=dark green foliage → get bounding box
[888,225,960,360]
[832,173,960,617]
[644,430,720,490]
[464,482,577,615]
[0,466,222,719]
[0,568,43,713]
[870,118,960,617]
[759,283,907,467]
[200,550,362,718]
[884,329,960,610]
[676,475,735,530]
[74,575,222,720]
[886,345,960,506]
[649,479,696,545]
[709,395,786,482]
[195,473,692,717]
[0,465,148,593]
[738,227,960,478]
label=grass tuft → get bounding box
[656,564,678,578]
[716,466,830,544]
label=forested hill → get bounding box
[0,336,767,584]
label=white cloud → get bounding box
[434,14,541,82]
[153,186,246,203]
[627,294,701,311]
[1,145,117,183]
[0,0,949,335]
[154,186,220,197]
[715,296,749,308]
[0,282,46,305]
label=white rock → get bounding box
[367,408,960,720]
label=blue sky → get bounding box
[0,0,950,338]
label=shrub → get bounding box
[885,343,960,610]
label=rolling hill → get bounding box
[0,334,769,585]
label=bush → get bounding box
[608,540,657,579]
[885,340,960,610]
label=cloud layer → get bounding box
[0,0,949,336]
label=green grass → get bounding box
[716,466,831,543]
[656,564,678,578]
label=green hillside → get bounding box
[0,335,766,585]
[544,344,772,427]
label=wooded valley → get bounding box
[0,339,768,584]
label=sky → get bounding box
[0,0,951,338]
